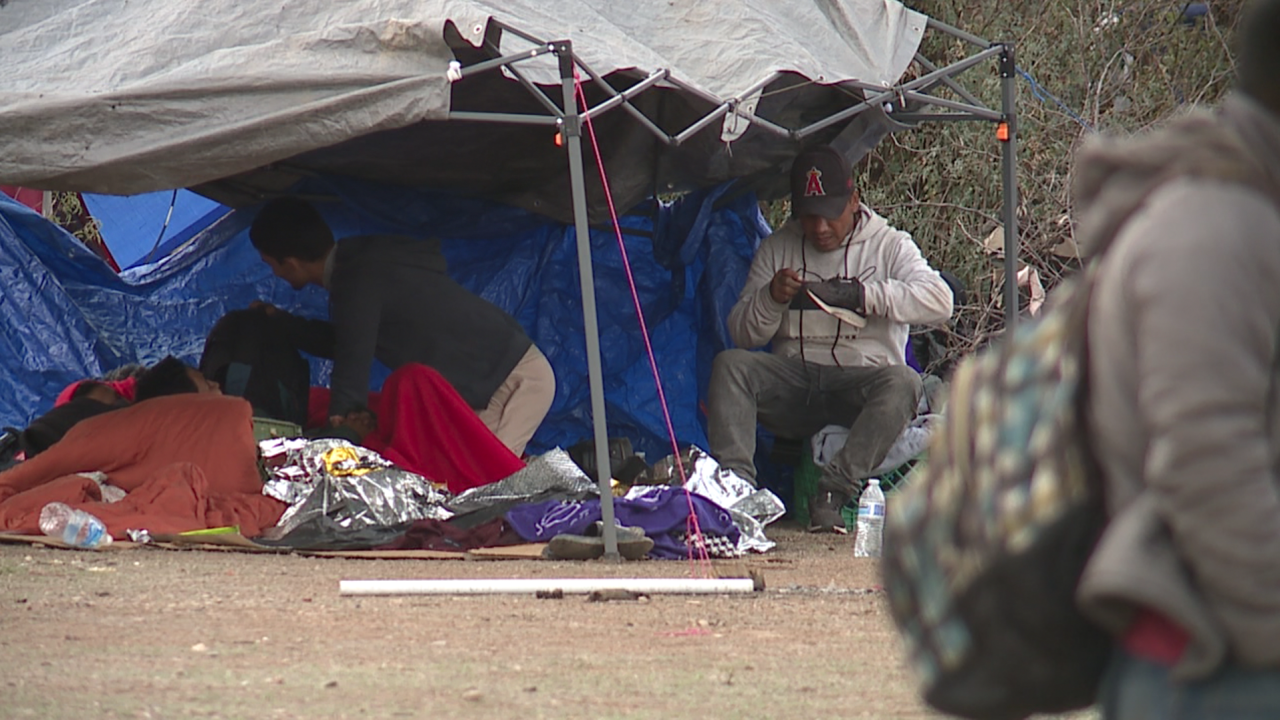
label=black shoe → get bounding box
[805,279,867,329]
[808,490,850,534]
[567,437,635,482]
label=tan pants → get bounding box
[476,345,556,457]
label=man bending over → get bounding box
[248,198,555,457]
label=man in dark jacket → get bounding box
[248,198,555,456]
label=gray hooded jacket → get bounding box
[1075,93,1280,679]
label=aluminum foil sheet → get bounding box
[259,437,452,538]
[448,448,596,515]
[76,471,126,503]
[727,508,775,555]
[650,446,785,554]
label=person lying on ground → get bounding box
[133,355,222,401]
[52,363,145,409]
[0,393,286,539]
[19,381,131,459]
[246,197,555,457]
[7,357,220,464]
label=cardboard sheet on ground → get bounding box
[0,530,549,560]
[0,532,141,551]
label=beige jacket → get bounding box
[1077,93,1280,679]
[726,206,952,367]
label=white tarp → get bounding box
[0,0,925,196]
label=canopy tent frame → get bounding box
[0,3,1017,559]
[439,16,1019,558]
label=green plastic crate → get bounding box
[252,417,302,442]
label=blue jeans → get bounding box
[1101,649,1280,720]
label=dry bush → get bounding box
[768,0,1244,374]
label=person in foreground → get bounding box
[1075,2,1280,716]
[247,198,556,457]
[706,145,953,533]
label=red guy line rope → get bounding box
[573,71,712,573]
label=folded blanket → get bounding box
[505,487,741,560]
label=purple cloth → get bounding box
[504,486,741,559]
[905,337,922,373]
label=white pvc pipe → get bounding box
[339,577,757,596]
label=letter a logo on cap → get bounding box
[804,167,826,197]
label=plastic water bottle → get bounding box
[38,502,113,549]
[853,478,885,558]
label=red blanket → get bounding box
[0,394,285,538]
[307,363,524,494]
[54,376,138,407]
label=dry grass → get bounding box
[766,0,1245,373]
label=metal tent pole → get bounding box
[556,40,619,560]
[999,43,1020,333]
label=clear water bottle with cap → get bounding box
[38,502,113,549]
[853,478,885,558]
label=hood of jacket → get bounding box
[1073,94,1280,258]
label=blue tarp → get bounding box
[83,189,227,269]
[0,179,768,459]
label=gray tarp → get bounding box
[0,0,926,222]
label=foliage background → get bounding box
[764,0,1245,372]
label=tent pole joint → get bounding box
[553,42,582,136]
[553,40,574,61]
[998,42,1016,80]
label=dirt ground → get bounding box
[0,523,1096,720]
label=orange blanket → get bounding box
[0,394,286,538]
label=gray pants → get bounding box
[706,349,921,497]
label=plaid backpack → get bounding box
[882,267,1106,720]
[880,111,1280,720]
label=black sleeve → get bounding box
[21,400,118,457]
[273,312,338,360]
[326,260,382,417]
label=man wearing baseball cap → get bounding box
[706,145,954,533]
